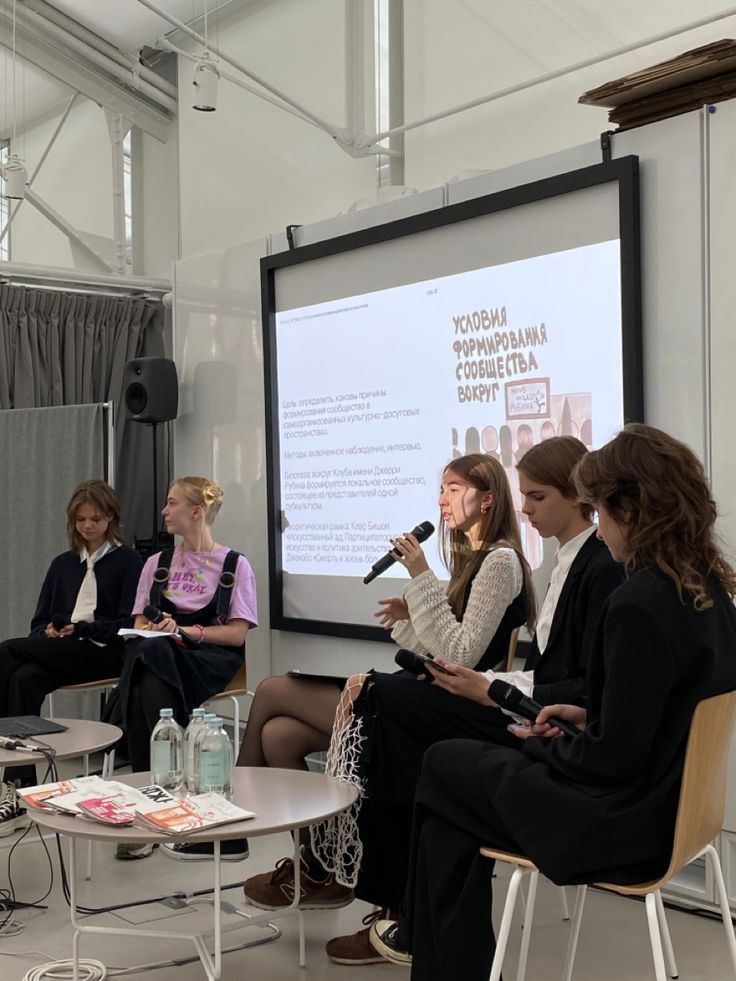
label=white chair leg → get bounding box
[561,885,587,981]
[490,867,526,981]
[645,892,668,981]
[101,749,115,779]
[518,876,527,918]
[704,842,736,977]
[230,695,240,758]
[516,869,538,981]
[654,891,678,978]
[558,885,570,921]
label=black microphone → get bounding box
[51,615,68,631]
[143,604,165,624]
[488,680,581,738]
[0,736,35,752]
[363,521,435,585]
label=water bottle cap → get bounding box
[212,716,223,725]
[160,708,174,717]
[204,713,217,720]
[192,708,206,717]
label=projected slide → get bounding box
[276,239,622,583]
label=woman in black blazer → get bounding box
[370,423,736,981]
[0,480,142,718]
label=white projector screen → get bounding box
[262,158,642,641]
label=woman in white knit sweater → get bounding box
[239,453,533,917]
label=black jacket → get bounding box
[525,533,625,706]
[30,546,143,645]
[490,568,736,884]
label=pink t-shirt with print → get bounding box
[133,547,258,627]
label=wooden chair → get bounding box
[481,690,736,981]
[505,627,520,671]
[200,662,254,756]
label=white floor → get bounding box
[0,755,733,980]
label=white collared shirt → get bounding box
[70,541,113,625]
[485,525,596,698]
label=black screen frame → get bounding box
[261,155,642,641]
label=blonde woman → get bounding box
[115,477,257,858]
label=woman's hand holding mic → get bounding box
[391,532,430,578]
[156,614,179,634]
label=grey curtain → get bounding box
[0,285,168,542]
[0,403,106,639]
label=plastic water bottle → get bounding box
[189,713,218,794]
[183,708,207,792]
[150,708,183,793]
[197,716,234,800]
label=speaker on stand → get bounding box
[124,357,179,557]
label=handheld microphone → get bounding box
[143,604,165,624]
[51,615,68,631]
[488,680,581,738]
[395,649,431,678]
[363,521,435,585]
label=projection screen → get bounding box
[262,156,642,641]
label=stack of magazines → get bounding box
[18,777,255,834]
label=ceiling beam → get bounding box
[0,14,172,142]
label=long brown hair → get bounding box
[517,436,594,521]
[441,454,535,627]
[573,423,736,608]
[66,480,124,553]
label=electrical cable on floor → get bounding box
[0,821,55,939]
[14,926,282,979]
[22,958,109,980]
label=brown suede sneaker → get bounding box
[243,856,354,911]
[326,908,394,965]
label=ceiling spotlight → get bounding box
[193,54,219,112]
[4,154,28,200]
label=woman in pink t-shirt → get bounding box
[115,477,257,852]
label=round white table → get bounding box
[0,718,122,768]
[29,767,359,981]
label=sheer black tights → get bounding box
[237,675,342,770]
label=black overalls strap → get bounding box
[148,548,175,610]
[148,548,241,624]
[215,549,241,622]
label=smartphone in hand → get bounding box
[414,652,452,675]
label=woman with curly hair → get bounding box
[369,424,736,980]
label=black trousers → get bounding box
[397,738,522,981]
[0,635,124,717]
[353,673,519,912]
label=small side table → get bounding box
[29,767,358,981]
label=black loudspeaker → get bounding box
[124,357,179,423]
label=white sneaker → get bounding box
[0,782,31,838]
